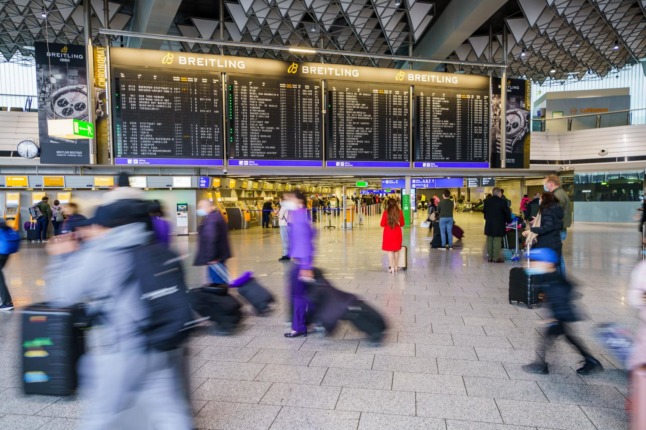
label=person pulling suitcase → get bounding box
[521,248,603,375]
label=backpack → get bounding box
[0,227,21,255]
[130,242,196,351]
[28,205,43,219]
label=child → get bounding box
[522,248,603,375]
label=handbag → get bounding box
[526,213,541,246]
[429,211,438,222]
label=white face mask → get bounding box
[543,184,550,192]
[196,208,208,217]
[282,201,299,211]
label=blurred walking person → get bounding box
[194,199,232,285]
[278,195,290,262]
[45,200,193,430]
[0,219,20,311]
[484,188,512,263]
[60,202,86,235]
[284,190,315,338]
[381,198,405,273]
[149,200,172,248]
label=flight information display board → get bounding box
[228,75,322,167]
[112,68,223,166]
[326,82,410,168]
[414,88,490,169]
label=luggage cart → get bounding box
[502,219,522,262]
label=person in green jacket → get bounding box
[544,175,571,274]
[35,196,53,242]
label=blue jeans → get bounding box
[36,217,49,241]
[559,230,567,275]
[279,226,289,256]
[439,217,454,247]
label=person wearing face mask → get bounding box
[522,248,603,375]
[523,192,564,265]
[543,175,571,275]
[284,190,316,338]
[194,200,232,284]
[278,194,291,262]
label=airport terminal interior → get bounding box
[0,0,646,429]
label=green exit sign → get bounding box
[356,181,368,187]
[73,119,94,138]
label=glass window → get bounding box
[574,171,644,202]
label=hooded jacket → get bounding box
[531,203,564,252]
[46,223,152,351]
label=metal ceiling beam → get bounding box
[99,28,506,69]
[587,0,641,65]
[127,0,183,49]
[408,0,508,70]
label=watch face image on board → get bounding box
[17,140,40,159]
[47,84,88,120]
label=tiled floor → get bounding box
[0,212,642,429]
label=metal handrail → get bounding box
[532,107,646,132]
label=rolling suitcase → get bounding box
[25,221,39,242]
[343,300,387,344]
[188,287,242,333]
[508,267,539,308]
[452,224,465,240]
[231,272,275,315]
[398,245,407,270]
[21,304,86,396]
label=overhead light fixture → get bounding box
[41,8,47,18]
[520,49,526,58]
[613,40,619,50]
[288,47,317,54]
[550,68,556,74]
[395,0,402,6]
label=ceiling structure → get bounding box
[0,0,644,82]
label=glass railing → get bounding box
[532,108,646,132]
[0,94,38,112]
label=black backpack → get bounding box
[131,242,196,351]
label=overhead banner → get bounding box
[491,78,531,168]
[93,46,110,164]
[35,42,90,164]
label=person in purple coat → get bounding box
[284,190,316,338]
[149,200,172,248]
[193,200,232,284]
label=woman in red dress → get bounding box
[381,198,405,273]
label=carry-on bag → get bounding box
[230,272,275,315]
[25,221,39,242]
[307,270,357,333]
[595,323,633,368]
[343,300,387,344]
[188,287,242,332]
[21,304,86,396]
[452,224,465,240]
[508,267,539,308]
[398,245,408,270]
[631,365,646,430]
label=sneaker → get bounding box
[522,362,549,374]
[445,245,450,250]
[577,357,603,375]
[0,303,14,311]
[278,255,290,262]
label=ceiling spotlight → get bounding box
[288,47,317,54]
[40,8,47,18]
[520,49,526,57]
[550,68,556,74]
[613,40,619,50]
[395,0,402,6]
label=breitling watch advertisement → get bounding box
[35,42,90,164]
[491,77,531,168]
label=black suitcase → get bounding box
[27,229,39,242]
[307,272,357,334]
[188,287,242,332]
[233,273,274,315]
[508,267,539,308]
[431,230,442,248]
[343,300,388,344]
[21,304,86,396]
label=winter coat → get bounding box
[36,201,52,220]
[531,204,564,252]
[288,208,315,270]
[46,223,153,351]
[483,195,512,237]
[537,271,579,323]
[628,262,646,370]
[151,216,172,248]
[552,187,572,229]
[194,210,231,266]
[103,186,145,204]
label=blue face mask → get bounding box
[543,185,550,192]
[525,267,548,276]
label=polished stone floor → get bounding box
[0,212,642,430]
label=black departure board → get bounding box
[415,88,489,164]
[327,82,410,165]
[112,69,223,166]
[228,75,321,162]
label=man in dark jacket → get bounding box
[483,188,512,263]
[35,196,53,242]
[526,192,541,220]
[194,200,232,284]
[522,248,603,375]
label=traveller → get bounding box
[527,192,541,220]
[483,187,512,263]
[60,202,87,235]
[149,200,172,248]
[284,190,315,338]
[520,194,530,218]
[278,195,290,262]
[104,172,145,204]
[523,192,564,262]
[51,199,64,236]
[45,200,194,429]
[627,261,646,372]
[522,247,602,375]
[262,200,273,228]
[381,198,405,273]
[0,219,18,311]
[194,199,231,285]
[500,189,512,208]
[544,175,571,274]
[35,196,52,242]
[438,190,455,250]
[426,196,438,235]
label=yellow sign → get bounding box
[161,52,174,65]
[287,62,299,74]
[228,179,236,189]
[5,192,20,206]
[395,70,405,81]
[5,176,28,187]
[93,176,114,187]
[43,176,65,188]
[212,178,221,188]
